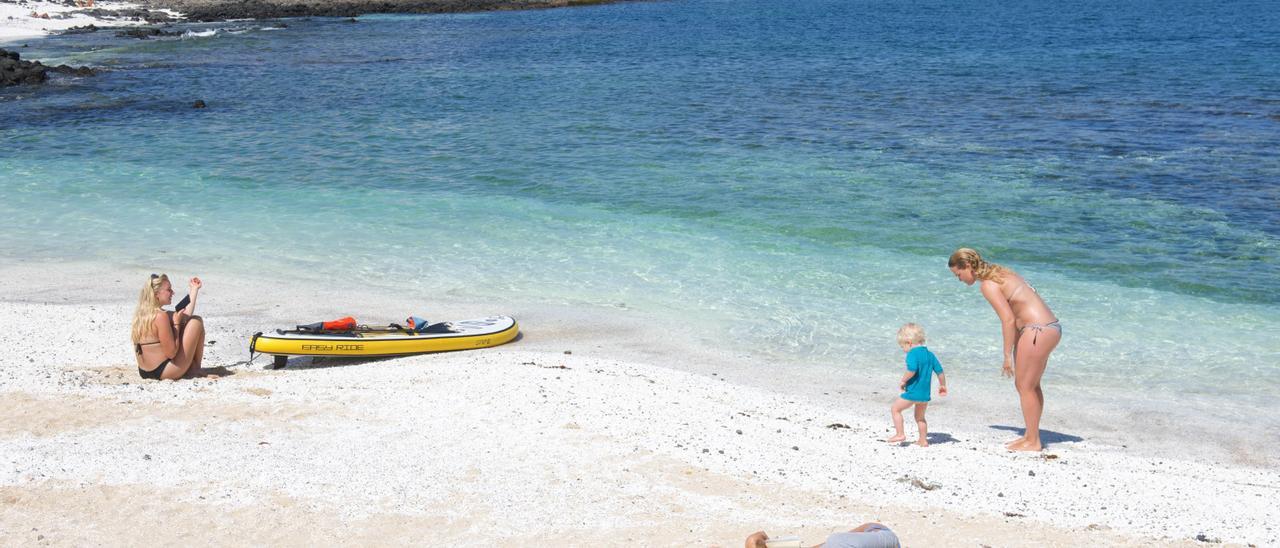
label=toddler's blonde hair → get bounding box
[897,323,926,346]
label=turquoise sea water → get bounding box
[2,0,1278,410]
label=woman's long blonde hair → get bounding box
[131,274,167,343]
[948,248,1010,282]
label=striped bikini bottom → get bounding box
[1017,320,1062,346]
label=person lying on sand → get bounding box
[130,273,206,380]
[745,522,900,548]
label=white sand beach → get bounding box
[0,260,1274,546]
[0,0,172,44]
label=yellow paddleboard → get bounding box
[251,315,518,369]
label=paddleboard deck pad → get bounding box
[251,315,518,368]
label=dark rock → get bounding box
[193,99,207,108]
[116,27,183,39]
[62,24,99,34]
[1,48,97,86]
[1,49,48,86]
[49,64,96,76]
[79,7,172,23]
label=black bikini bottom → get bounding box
[139,359,170,380]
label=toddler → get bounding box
[887,323,947,447]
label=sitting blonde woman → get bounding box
[131,273,206,380]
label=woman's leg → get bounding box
[186,316,206,377]
[913,403,929,447]
[1005,334,1025,447]
[887,398,912,442]
[163,316,205,379]
[1009,327,1060,451]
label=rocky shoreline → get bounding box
[1,0,625,86]
[0,48,94,86]
[137,0,618,22]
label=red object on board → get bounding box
[322,317,356,331]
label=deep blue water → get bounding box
[2,0,1278,403]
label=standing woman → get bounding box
[948,248,1060,451]
[131,273,206,380]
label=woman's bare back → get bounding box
[999,272,1057,327]
[134,310,173,371]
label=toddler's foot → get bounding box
[916,439,929,447]
[1004,436,1025,448]
[1006,439,1042,452]
[886,434,906,443]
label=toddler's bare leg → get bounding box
[914,403,929,446]
[887,398,912,443]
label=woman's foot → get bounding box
[916,439,929,447]
[1006,439,1042,452]
[1004,436,1026,448]
[886,434,906,443]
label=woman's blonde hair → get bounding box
[948,248,1009,282]
[897,323,926,346]
[130,274,167,343]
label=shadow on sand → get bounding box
[273,355,402,370]
[990,424,1084,447]
[891,432,959,447]
[191,365,236,378]
[926,432,959,444]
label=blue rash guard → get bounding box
[900,346,943,402]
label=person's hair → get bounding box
[897,323,926,346]
[948,247,1009,282]
[131,273,167,343]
